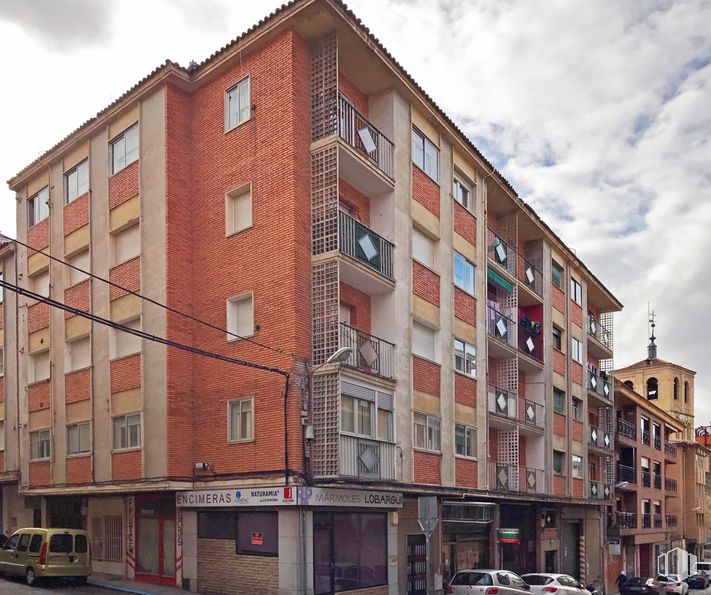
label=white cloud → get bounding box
[1,0,709,422]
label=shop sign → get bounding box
[176,486,296,508]
[297,487,403,508]
[609,538,621,555]
[497,528,520,544]
[251,532,263,545]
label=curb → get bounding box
[88,580,163,595]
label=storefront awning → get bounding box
[487,269,513,292]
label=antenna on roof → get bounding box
[647,303,657,360]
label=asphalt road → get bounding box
[0,575,108,593]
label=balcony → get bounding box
[518,254,543,303]
[589,425,613,451]
[339,434,397,480]
[642,470,651,487]
[666,514,678,528]
[653,473,662,489]
[489,462,545,494]
[588,479,612,500]
[518,323,543,364]
[486,306,517,356]
[617,463,637,485]
[587,313,613,357]
[665,477,677,493]
[617,512,637,529]
[587,369,612,404]
[337,93,394,190]
[339,323,395,381]
[641,513,652,529]
[641,430,651,446]
[487,385,544,432]
[487,230,517,277]
[653,435,661,450]
[617,418,637,441]
[665,442,677,460]
[338,210,394,290]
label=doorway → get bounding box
[561,522,581,578]
[134,495,175,585]
[407,534,426,595]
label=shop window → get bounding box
[236,511,278,557]
[198,511,235,539]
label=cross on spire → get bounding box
[647,303,657,360]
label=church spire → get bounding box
[647,304,657,360]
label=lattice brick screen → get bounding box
[311,372,340,477]
[496,357,519,397]
[311,33,338,142]
[311,146,339,256]
[312,260,339,366]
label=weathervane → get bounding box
[647,303,657,359]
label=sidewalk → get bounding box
[88,573,192,595]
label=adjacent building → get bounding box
[0,0,623,593]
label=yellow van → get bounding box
[0,528,91,586]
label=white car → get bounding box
[522,573,592,595]
[656,575,689,595]
[449,569,532,595]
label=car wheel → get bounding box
[25,567,38,587]
[74,576,88,586]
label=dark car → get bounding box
[621,577,665,595]
[685,574,710,590]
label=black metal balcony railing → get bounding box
[642,513,652,529]
[665,477,678,493]
[587,313,613,350]
[339,323,395,381]
[518,324,543,362]
[339,210,394,280]
[617,418,637,441]
[490,462,545,494]
[666,514,678,528]
[487,230,517,276]
[337,94,394,179]
[653,513,663,528]
[588,480,612,500]
[519,255,543,297]
[653,435,662,450]
[641,430,651,446]
[589,425,613,451]
[665,442,677,458]
[487,306,516,348]
[617,511,637,529]
[642,470,651,487]
[339,435,397,480]
[487,386,545,429]
[587,370,612,401]
[653,473,662,489]
[617,463,637,484]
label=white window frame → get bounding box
[29,350,50,384]
[67,421,91,456]
[570,277,582,305]
[65,334,92,373]
[571,454,584,478]
[454,337,476,378]
[112,413,141,451]
[226,292,254,341]
[551,260,564,289]
[110,223,140,267]
[228,397,254,443]
[411,126,439,182]
[340,394,374,438]
[28,187,50,227]
[30,428,51,460]
[571,337,582,363]
[454,423,476,458]
[412,321,437,362]
[109,317,141,360]
[110,124,139,175]
[225,77,251,132]
[454,251,475,295]
[67,249,90,286]
[225,182,253,236]
[413,412,441,452]
[65,159,89,204]
[412,227,435,269]
[453,175,474,211]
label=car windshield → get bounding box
[525,576,553,586]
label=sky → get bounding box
[0,0,709,423]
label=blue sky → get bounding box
[0,0,710,424]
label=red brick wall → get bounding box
[553,349,566,376]
[66,456,92,484]
[339,282,371,333]
[112,450,142,481]
[572,420,583,443]
[108,160,139,209]
[552,285,566,314]
[339,180,370,226]
[571,303,582,327]
[28,381,50,411]
[63,193,89,235]
[412,260,440,305]
[109,257,141,300]
[455,458,477,488]
[412,165,440,216]
[110,354,141,393]
[572,477,584,498]
[0,451,4,473]
[553,412,566,437]
[553,474,567,496]
[28,302,49,332]
[64,280,90,315]
[518,370,526,398]
[414,450,441,485]
[65,369,91,403]
[519,436,527,466]
[413,355,440,397]
[338,73,368,117]
[453,201,476,245]
[454,374,476,408]
[29,461,50,486]
[571,361,583,385]
[27,218,49,250]
[489,428,498,460]
[454,287,475,326]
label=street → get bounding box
[0,576,107,594]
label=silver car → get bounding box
[450,569,532,595]
[522,573,592,595]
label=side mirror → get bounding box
[522,584,531,591]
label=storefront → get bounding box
[499,502,538,575]
[441,501,495,583]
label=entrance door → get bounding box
[561,522,581,578]
[407,534,427,595]
[134,495,175,586]
[639,544,651,577]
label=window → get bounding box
[49,534,73,553]
[198,511,235,539]
[29,535,42,553]
[17,534,30,552]
[454,252,475,294]
[570,278,582,305]
[75,534,88,553]
[674,377,679,400]
[67,249,90,286]
[647,377,659,400]
[571,337,582,363]
[412,227,435,268]
[455,424,476,458]
[553,450,565,474]
[571,454,583,478]
[553,388,566,414]
[112,413,141,450]
[226,77,251,131]
[65,160,89,203]
[226,183,252,235]
[377,407,393,442]
[411,127,439,181]
[684,381,689,403]
[571,397,583,420]
[414,413,441,452]
[110,124,139,174]
[65,335,91,372]
[412,321,436,361]
[111,224,140,266]
[110,317,141,359]
[454,338,476,377]
[67,422,91,455]
[28,187,49,227]
[228,398,253,442]
[551,260,563,289]
[453,176,473,211]
[29,350,50,383]
[341,395,373,437]
[226,293,254,339]
[237,511,278,556]
[552,326,562,351]
[0,420,4,451]
[30,429,50,460]
[31,269,50,298]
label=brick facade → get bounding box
[455,457,478,488]
[28,461,50,486]
[412,260,440,305]
[553,412,566,437]
[197,539,279,595]
[110,354,141,393]
[454,287,476,326]
[414,450,442,485]
[412,355,441,397]
[340,282,371,333]
[571,302,582,327]
[63,193,89,235]
[109,257,141,300]
[453,201,476,245]
[27,218,49,250]
[111,449,142,481]
[28,302,50,332]
[572,420,584,443]
[65,368,91,403]
[553,349,566,376]
[108,160,139,209]
[552,284,565,314]
[571,361,583,385]
[454,373,476,408]
[64,280,90,315]
[66,455,92,484]
[28,381,50,412]
[412,165,440,216]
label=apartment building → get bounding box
[608,379,682,579]
[1,1,621,593]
